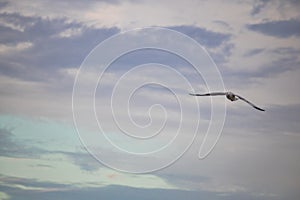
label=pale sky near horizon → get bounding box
[0,0,300,199]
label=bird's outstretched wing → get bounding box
[236,94,265,111]
[189,92,226,96]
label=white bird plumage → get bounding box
[189,91,265,111]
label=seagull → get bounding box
[189,91,265,111]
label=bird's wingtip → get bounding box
[255,106,265,112]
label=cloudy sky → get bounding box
[1,0,300,199]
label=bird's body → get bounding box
[225,92,238,101]
[189,91,265,111]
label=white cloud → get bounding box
[1,0,300,198]
[56,28,83,38]
[0,42,33,53]
[0,155,176,190]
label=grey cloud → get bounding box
[0,128,41,158]
[53,0,122,5]
[271,47,300,55]
[168,25,231,48]
[210,42,235,65]
[223,47,300,83]
[55,150,102,171]
[279,0,300,10]
[0,24,24,44]
[0,127,100,171]
[167,25,233,68]
[247,19,300,38]
[0,13,120,82]
[0,1,8,9]
[0,16,233,86]
[0,13,54,44]
[213,20,231,29]
[0,175,69,190]
[0,175,276,200]
[251,0,270,15]
[104,48,195,73]
[287,0,300,5]
[42,0,135,6]
[0,128,17,156]
[243,48,265,57]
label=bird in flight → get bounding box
[189,91,265,111]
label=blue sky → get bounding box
[0,0,300,199]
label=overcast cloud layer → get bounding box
[0,0,300,199]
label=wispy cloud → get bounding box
[250,0,270,15]
[0,13,119,82]
[247,19,300,38]
[168,25,231,48]
[0,0,300,199]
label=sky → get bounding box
[0,0,300,199]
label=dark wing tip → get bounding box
[189,93,205,96]
[236,94,265,112]
[253,106,265,112]
[189,92,226,96]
